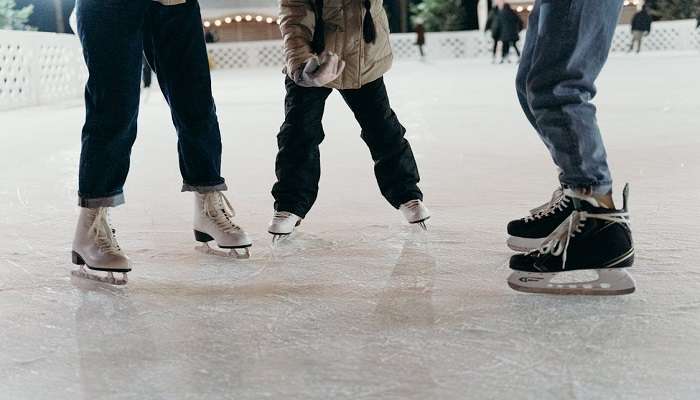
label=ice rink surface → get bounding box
[2,53,700,399]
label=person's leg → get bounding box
[521,0,622,199]
[513,42,521,57]
[271,78,332,218]
[142,0,226,193]
[502,41,511,61]
[492,39,498,60]
[339,77,423,209]
[76,0,150,207]
[637,32,643,53]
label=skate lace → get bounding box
[402,199,422,210]
[533,210,631,270]
[524,189,568,222]
[204,192,241,234]
[273,211,293,220]
[91,208,123,255]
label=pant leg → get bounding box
[76,0,150,208]
[143,0,226,193]
[339,77,423,209]
[271,77,332,218]
[502,41,511,59]
[520,0,622,195]
[516,3,540,131]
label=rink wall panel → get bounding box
[0,30,86,110]
[1,20,698,110]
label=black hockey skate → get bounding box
[508,184,635,296]
[506,188,576,252]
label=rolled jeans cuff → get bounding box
[562,182,613,196]
[78,193,125,208]
[181,182,228,193]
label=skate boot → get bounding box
[268,211,302,243]
[507,184,635,296]
[400,199,430,230]
[71,207,130,285]
[194,192,252,259]
[506,188,599,252]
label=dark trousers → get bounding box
[502,41,521,59]
[272,77,423,218]
[76,0,226,207]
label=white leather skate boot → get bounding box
[399,199,431,230]
[268,211,302,242]
[71,207,130,285]
[194,192,252,258]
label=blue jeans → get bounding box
[76,0,226,208]
[516,0,623,195]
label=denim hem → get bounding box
[390,192,424,210]
[561,182,613,196]
[78,193,125,208]
[181,182,228,193]
[274,205,308,219]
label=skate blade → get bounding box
[271,233,292,245]
[507,269,636,296]
[71,266,128,286]
[195,243,250,259]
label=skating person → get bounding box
[415,21,426,59]
[485,6,501,63]
[71,0,251,285]
[498,4,523,63]
[630,6,652,54]
[269,0,429,240]
[506,0,635,295]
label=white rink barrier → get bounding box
[1,19,698,110]
[0,30,86,110]
[207,19,700,68]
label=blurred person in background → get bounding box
[498,3,523,63]
[485,5,502,63]
[630,6,652,53]
[414,20,426,58]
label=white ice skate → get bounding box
[194,192,252,259]
[268,211,302,243]
[400,200,431,230]
[71,207,130,285]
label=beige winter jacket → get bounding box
[279,0,393,90]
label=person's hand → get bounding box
[292,51,345,87]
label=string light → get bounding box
[516,6,524,12]
[205,15,278,27]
